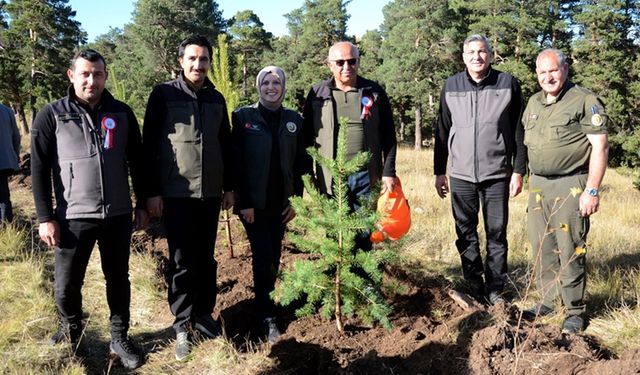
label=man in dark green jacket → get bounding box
[303,43,396,195]
[302,41,397,251]
[143,35,234,361]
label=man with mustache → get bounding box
[521,49,609,334]
[142,35,234,361]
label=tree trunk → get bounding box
[399,118,405,142]
[13,102,29,135]
[414,105,422,150]
[335,231,344,332]
[242,50,248,98]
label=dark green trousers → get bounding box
[527,173,589,316]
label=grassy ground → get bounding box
[1,145,639,373]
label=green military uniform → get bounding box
[523,81,608,316]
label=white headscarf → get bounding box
[256,65,286,111]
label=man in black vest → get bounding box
[143,35,234,361]
[31,49,147,369]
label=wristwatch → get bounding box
[585,187,599,197]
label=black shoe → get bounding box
[110,336,143,369]
[175,331,191,361]
[522,303,555,321]
[464,280,486,301]
[562,315,584,334]
[263,317,281,344]
[48,322,81,346]
[486,291,506,306]
[194,315,221,339]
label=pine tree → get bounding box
[273,117,397,332]
[228,10,273,102]
[209,33,239,121]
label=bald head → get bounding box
[328,41,359,61]
[327,41,359,91]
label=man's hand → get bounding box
[134,208,149,231]
[435,174,449,198]
[39,220,60,247]
[222,191,235,210]
[147,196,163,218]
[282,205,296,224]
[381,176,396,194]
[579,192,599,217]
[509,173,523,198]
[240,208,255,224]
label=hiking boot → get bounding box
[194,314,221,339]
[110,336,143,369]
[562,315,584,334]
[263,317,281,344]
[486,291,506,306]
[522,303,555,321]
[48,322,81,346]
[175,331,191,361]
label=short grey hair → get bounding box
[463,34,492,55]
[536,48,567,66]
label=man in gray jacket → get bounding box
[434,35,526,304]
[0,103,20,224]
[31,49,147,369]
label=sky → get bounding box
[68,0,389,42]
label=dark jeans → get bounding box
[0,169,13,223]
[450,176,509,293]
[347,170,372,251]
[54,214,133,339]
[163,197,221,332]
[241,212,285,319]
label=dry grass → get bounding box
[397,146,640,338]
[1,145,639,373]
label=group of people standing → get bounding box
[29,35,396,367]
[435,35,608,336]
[19,30,607,369]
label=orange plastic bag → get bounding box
[370,177,411,243]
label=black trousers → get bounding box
[0,169,13,223]
[163,197,221,332]
[241,212,285,320]
[450,176,509,293]
[54,214,133,339]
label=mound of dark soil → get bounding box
[206,227,640,375]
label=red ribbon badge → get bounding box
[361,96,373,120]
[101,116,118,150]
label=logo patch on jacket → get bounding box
[244,123,262,131]
[286,122,297,133]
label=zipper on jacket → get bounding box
[69,162,74,194]
[474,84,479,181]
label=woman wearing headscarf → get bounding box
[231,66,310,343]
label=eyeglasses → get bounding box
[331,58,358,67]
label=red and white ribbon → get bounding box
[361,96,373,120]
[101,116,117,150]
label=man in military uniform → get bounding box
[522,49,609,334]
